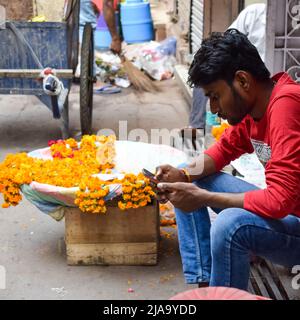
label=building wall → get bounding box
[266,0,300,80]
[0,0,65,21]
[178,0,192,36]
[203,0,241,37]
[0,0,34,20]
[245,0,267,7]
[34,0,65,21]
[164,0,192,64]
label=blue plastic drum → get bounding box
[121,0,154,43]
[94,13,120,50]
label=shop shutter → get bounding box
[190,0,204,54]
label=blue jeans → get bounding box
[175,172,300,290]
[79,0,98,76]
[189,88,207,129]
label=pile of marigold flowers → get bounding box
[211,123,230,141]
[117,173,156,211]
[0,135,156,213]
[75,173,156,214]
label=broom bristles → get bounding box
[123,57,160,93]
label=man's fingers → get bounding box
[157,182,171,192]
[155,167,163,180]
[155,165,169,180]
[157,182,184,192]
[158,198,169,204]
[156,191,169,204]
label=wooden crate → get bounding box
[65,201,160,266]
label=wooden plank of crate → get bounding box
[65,205,159,245]
[248,277,256,295]
[249,269,263,297]
[265,261,300,300]
[256,260,286,300]
[66,242,158,266]
[0,69,74,78]
[64,203,160,266]
[250,264,270,298]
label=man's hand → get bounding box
[155,165,188,204]
[110,36,122,55]
[157,182,210,213]
[155,165,187,183]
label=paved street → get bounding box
[0,79,194,300]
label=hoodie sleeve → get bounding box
[204,118,254,171]
[244,96,300,219]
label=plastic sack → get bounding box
[231,153,266,189]
[156,36,177,56]
[132,37,177,81]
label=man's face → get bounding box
[202,77,252,125]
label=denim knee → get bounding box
[210,209,254,288]
[210,208,248,253]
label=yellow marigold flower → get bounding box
[139,200,148,207]
[123,194,131,201]
[118,201,127,210]
[122,186,133,193]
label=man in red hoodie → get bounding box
[156,29,300,290]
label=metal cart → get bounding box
[0,0,94,137]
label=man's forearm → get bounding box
[103,0,119,40]
[205,192,245,209]
[186,153,217,182]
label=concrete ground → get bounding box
[0,79,195,300]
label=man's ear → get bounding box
[235,71,251,91]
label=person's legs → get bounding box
[189,88,207,129]
[210,208,300,290]
[175,172,259,284]
[77,0,98,78]
[175,206,212,283]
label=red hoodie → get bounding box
[205,73,300,219]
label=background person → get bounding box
[75,0,121,80]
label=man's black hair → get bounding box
[188,29,271,88]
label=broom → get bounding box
[120,54,160,93]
